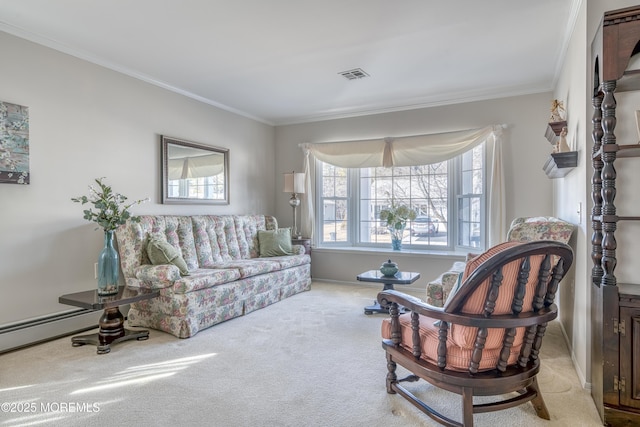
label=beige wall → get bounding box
[0,32,275,327]
[274,92,556,286]
[552,0,589,388]
[548,0,640,391]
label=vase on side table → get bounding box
[97,230,119,296]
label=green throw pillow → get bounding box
[146,234,190,276]
[258,228,293,257]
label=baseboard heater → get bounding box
[0,309,101,354]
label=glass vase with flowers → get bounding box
[72,178,148,295]
[379,200,417,251]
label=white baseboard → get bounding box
[558,320,591,389]
[0,309,101,354]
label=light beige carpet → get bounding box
[0,281,601,426]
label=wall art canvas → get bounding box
[0,101,29,184]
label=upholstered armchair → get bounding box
[425,216,574,307]
[378,240,574,426]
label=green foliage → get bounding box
[379,201,417,231]
[71,177,148,231]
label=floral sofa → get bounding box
[115,215,311,338]
[425,216,574,307]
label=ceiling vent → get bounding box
[338,68,370,80]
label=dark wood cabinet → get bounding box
[619,285,640,410]
[591,6,640,425]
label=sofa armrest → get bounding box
[291,244,306,256]
[425,261,466,307]
[133,264,181,289]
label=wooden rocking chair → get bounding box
[378,240,574,427]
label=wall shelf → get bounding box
[545,120,567,144]
[543,151,577,178]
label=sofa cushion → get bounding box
[234,215,268,259]
[258,228,293,257]
[193,216,248,267]
[147,234,190,276]
[272,253,310,269]
[214,259,282,279]
[171,268,243,294]
[116,216,199,279]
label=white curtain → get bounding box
[299,125,506,245]
[301,126,497,168]
[485,127,505,247]
[300,148,314,241]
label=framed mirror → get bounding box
[161,136,229,204]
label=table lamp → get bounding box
[283,171,305,238]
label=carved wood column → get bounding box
[600,80,617,287]
[591,92,604,286]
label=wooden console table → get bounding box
[357,270,420,315]
[59,286,159,354]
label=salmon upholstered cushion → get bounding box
[381,313,523,372]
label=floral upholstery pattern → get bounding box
[424,217,574,307]
[506,216,574,244]
[115,214,311,338]
[425,261,466,307]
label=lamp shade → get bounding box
[283,172,305,193]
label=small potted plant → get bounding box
[379,201,417,250]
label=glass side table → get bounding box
[59,286,159,354]
[356,270,420,315]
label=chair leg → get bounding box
[386,352,397,394]
[462,387,474,426]
[529,376,550,420]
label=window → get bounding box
[168,175,225,200]
[316,143,485,251]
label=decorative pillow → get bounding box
[506,216,574,244]
[146,234,190,276]
[434,270,465,327]
[258,228,292,257]
[444,271,465,305]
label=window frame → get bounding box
[314,142,486,252]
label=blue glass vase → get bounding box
[97,230,119,296]
[391,238,402,251]
[389,225,405,251]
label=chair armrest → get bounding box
[378,289,558,328]
[133,264,181,289]
[378,290,445,318]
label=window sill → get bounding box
[311,245,470,260]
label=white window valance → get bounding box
[299,125,503,168]
[298,124,506,247]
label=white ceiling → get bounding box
[0,0,579,125]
